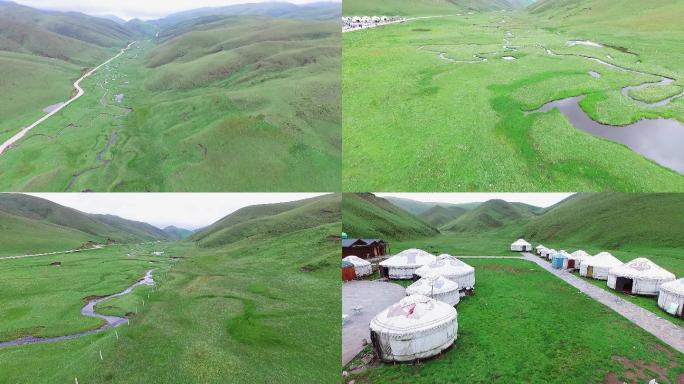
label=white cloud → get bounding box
[28,193,327,230]
[375,193,575,208]
[12,0,340,20]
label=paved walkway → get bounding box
[523,253,684,354]
[0,246,105,261]
[342,280,406,365]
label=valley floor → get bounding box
[342,13,684,191]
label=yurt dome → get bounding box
[342,260,356,282]
[541,248,556,259]
[607,258,675,295]
[343,255,372,277]
[406,275,460,306]
[580,252,622,280]
[379,249,436,279]
[369,295,458,362]
[415,254,476,295]
[658,278,684,318]
[566,250,591,270]
[551,250,570,269]
[511,239,532,252]
[535,245,546,255]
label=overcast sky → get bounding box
[376,193,574,208]
[29,193,326,230]
[12,0,339,20]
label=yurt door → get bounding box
[567,260,575,269]
[586,266,593,277]
[380,266,389,278]
[615,277,633,293]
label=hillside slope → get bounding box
[443,199,542,232]
[418,205,468,228]
[523,193,684,249]
[342,193,439,240]
[189,194,341,248]
[342,0,525,16]
[163,226,193,240]
[0,194,168,254]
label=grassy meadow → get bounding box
[0,222,340,383]
[0,17,341,192]
[342,11,684,191]
[345,258,684,384]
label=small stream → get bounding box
[0,270,154,349]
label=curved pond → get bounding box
[529,96,684,174]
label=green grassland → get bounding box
[345,258,683,384]
[629,84,683,104]
[0,195,341,382]
[0,16,340,191]
[342,7,684,191]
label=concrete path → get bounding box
[342,280,405,365]
[523,253,684,354]
[0,41,136,155]
[0,246,105,261]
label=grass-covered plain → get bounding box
[342,9,684,191]
[345,258,684,384]
[0,17,340,191]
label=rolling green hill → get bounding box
[189,194,341,248]
[342,0,528,16]
[418,205,468,227]
[383,196,479,215]
[442,199,542,232]
[0,193,168,255]
[342,193,439,240]
[163,225,193,240]
[522,193,684,250]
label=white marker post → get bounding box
[99,350,103,361]
[115,330,119,340]
[75,378,79,384]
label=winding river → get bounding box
[0,269,154,348]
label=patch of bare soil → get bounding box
[606,355,677,384]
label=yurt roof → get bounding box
[342,260,354,268]
[609,258,675,280]
[660,278,684,296]
[380,249,436,267]
[406,275,459,296]
[343,255,371,266]
[584,252,623,267]
[370,295,457,333]
[416,254,474,276]
[569,250,591,260]
[553,250,570,258]
[536,244,545,249]
[512,239,530,246]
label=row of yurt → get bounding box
[415,254,476,296]
[379,249,436,279]
[342,255,372,278]
[579,252,622,280]
[406,275,460,306]
[370,295,458,362]
[658,278,684,318]
[607,258,675,295]
[511,239,532,252]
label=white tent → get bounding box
[535,244,546,255]
[566,250,591,270]
[342,255,372,277]
[510,239,532,252]
[658,278,684,318]
[541,248,556,260]
[580,251,622,280]
[607,257,675,295]
[415,254,476,295]
[406,275,460,306]
[379,249,436,279]
[369,295,458,362]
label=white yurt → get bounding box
[566,250,591,270]
[658,278,684,318]
[510,239,532,252]
[541,248,556,259]
[406,275,460,306]
[369,294,458,362]
[342,255,372,277]
[579,251,622,280]
[535,244,546,255]
[415,254,476,295]
[379,249,436,279]
[607,258,675,295]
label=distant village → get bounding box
[342,16,406,32]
